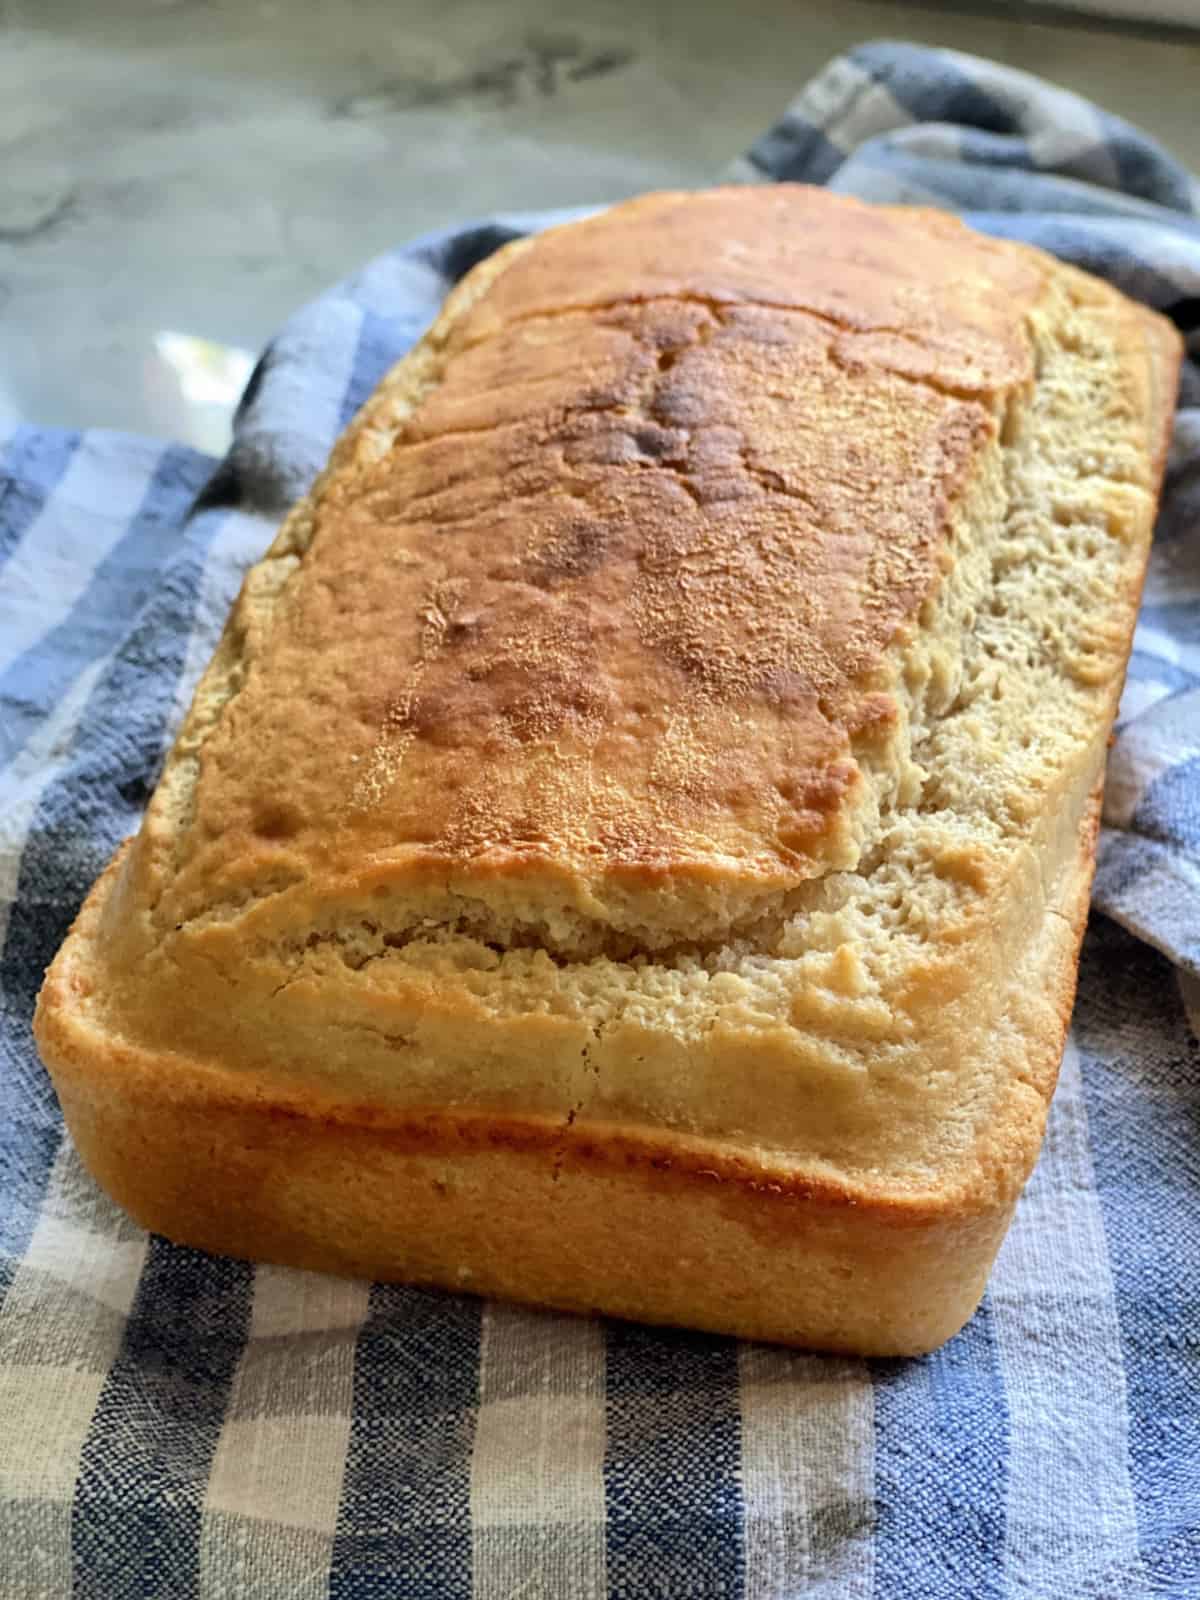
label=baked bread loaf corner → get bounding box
[35,187,1181,1354]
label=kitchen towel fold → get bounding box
[2,40,1198,1600]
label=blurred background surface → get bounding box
[3,0,1199,451]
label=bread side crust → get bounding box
[37,784,1096,1357]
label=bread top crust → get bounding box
[148,188,1055,950]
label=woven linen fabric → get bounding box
[2,40,1198,1600]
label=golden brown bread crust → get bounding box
[141,187,1048,950]
[34,186,1183,1354]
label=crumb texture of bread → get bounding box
[35,187,1180,1353]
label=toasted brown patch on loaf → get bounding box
[144,188,1062,953]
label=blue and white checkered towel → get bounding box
[2,41,1198,1599]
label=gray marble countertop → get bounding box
[4,0,1198,452]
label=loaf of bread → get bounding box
[35,187,1180,1355]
